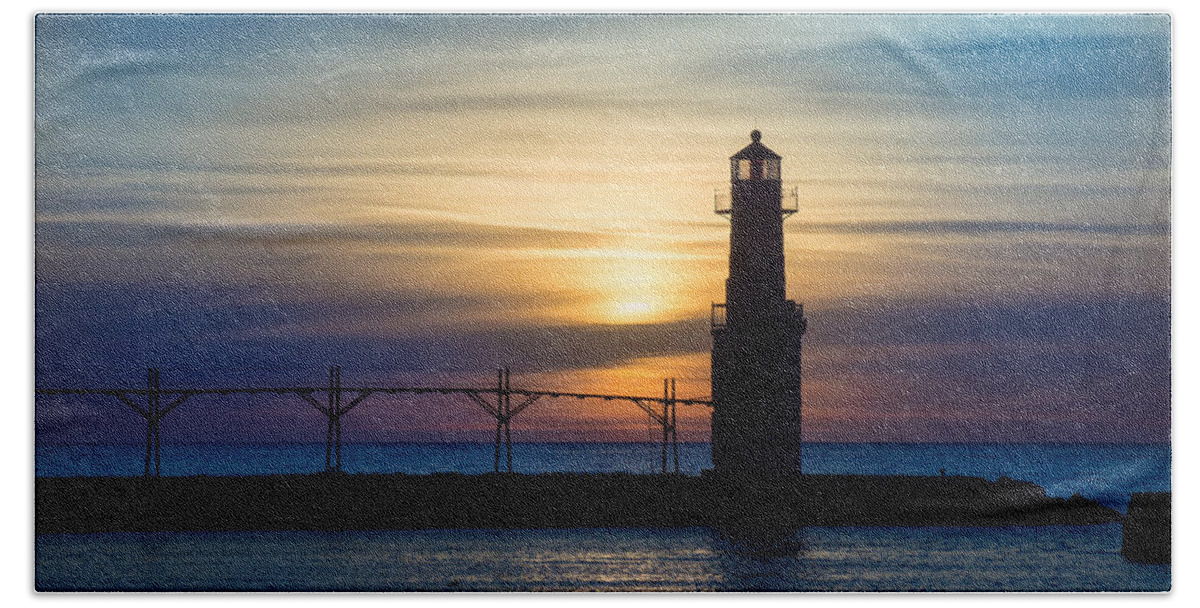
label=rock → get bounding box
[1122,492,1170,564]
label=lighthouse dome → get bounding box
[731,130,781,181]
[731,130,781,161]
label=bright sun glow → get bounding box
[611,300,655,319]
[519,241,711,325]
[591,249,680,324]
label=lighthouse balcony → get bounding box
[711,303,727,332]
[714,190,730,214]
[787,300,809,333]
[783,187,798,215]
[711,301,806,333]
[712,186,799,216]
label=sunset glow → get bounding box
[35,14,1170,444]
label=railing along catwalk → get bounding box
[36,366,710,477]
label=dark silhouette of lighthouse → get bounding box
[711,130,807,477]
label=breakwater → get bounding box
[36,472,1120,535]
[1122,492,1171,564]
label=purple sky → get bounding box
[35,14,1170,444]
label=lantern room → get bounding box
[730,129,781,181]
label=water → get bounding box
[36,441,1170,510]
[34,442,1171,591]
[36,525,1169,591]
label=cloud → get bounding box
[807,294,1169,347]
[798,294,1170,442]
[699,15,1170,102]
[35,217,611,268]
[35,14,1170,240]
[35,292,1171,444]
[786,219,1169,237]
[35,275,710,385]
[34,216,711,392]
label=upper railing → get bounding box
[787,300,808,333]
[714,190,729,214]
[711,303,727,331]
[713,186,799,216]
[783,186,798,215]
[711,301,807,333]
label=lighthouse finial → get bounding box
[750,129,762,143]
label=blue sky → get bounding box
[34,13,1171,443]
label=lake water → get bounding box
[34,442,1170,591]
[36,525,1169,591]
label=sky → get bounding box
[33,13,1171,445]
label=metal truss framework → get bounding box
[37,367,709,476]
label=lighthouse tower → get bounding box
[710,130,807,477]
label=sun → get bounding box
[609,299,657,322]
[531,239,705,326]
[589,250,678,324]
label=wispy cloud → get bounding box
[787,219,1170,237]
[34,14,1172,443]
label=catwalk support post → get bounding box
[298,366,375,474]
[119,368,190,478]
[504,367,513,473]
[334,366,343,472]
[325,367,335,472]
[144,368,156,477]
[494,368,504,473]
[671,378,679,475]
[662,379,670,475]
[323,365,345,473]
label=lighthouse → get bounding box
[710,130,807,477]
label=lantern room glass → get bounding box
[732,158,780,181]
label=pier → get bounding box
[35,472,1121,535]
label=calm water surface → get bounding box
[37,525,1169,592]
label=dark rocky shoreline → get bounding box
[35,472,1121,535]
